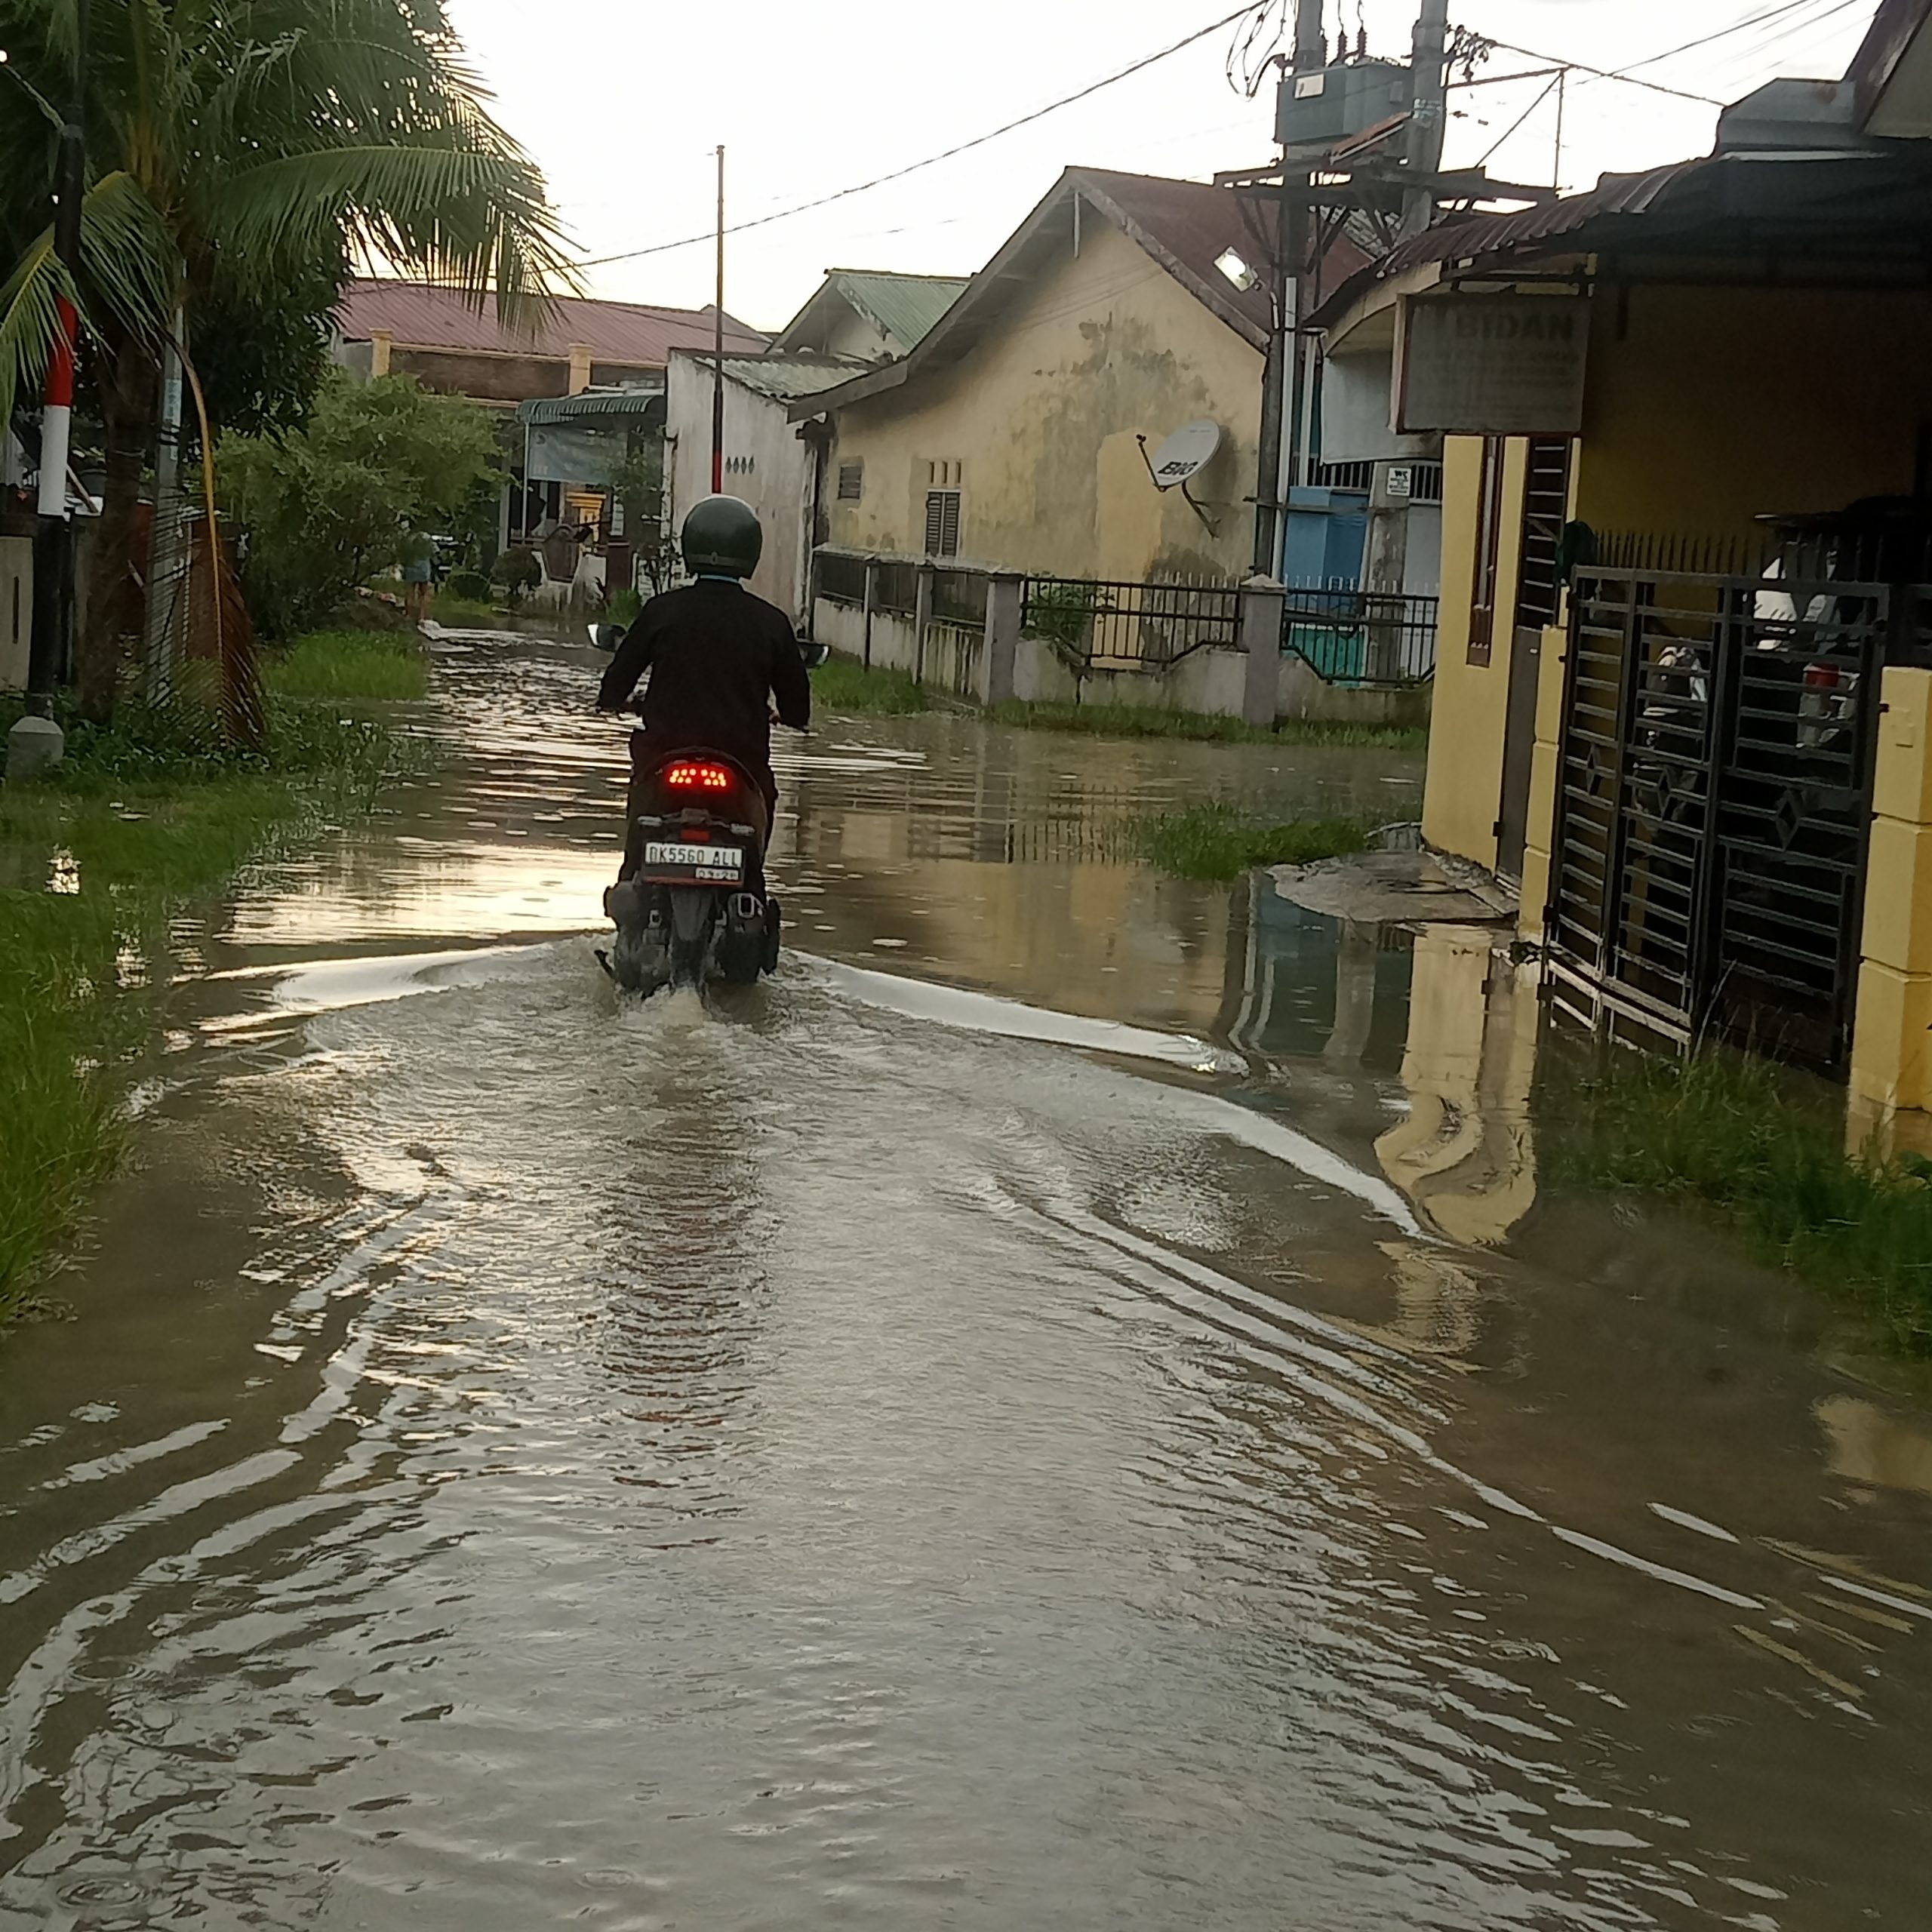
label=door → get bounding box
[1496,438,1574,882]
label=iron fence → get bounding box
[1281,585,1438,686]
[1548,565,1897,1071]
[1022,575,1241,673]
[816,549,868,607]
[934,567,987,629]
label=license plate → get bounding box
[641,841,744,884]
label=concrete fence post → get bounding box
[914,561,936,688]
[1849,665,1932,1155]
[1239,574,1287,730]
[862,560,878,670]
[978,571,1023,709]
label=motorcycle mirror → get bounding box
[588,623,624,653]
[800,638,830,670]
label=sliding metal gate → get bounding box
[1546,568,1888,1070]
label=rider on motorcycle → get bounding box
[595,496,811,880]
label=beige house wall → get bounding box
[821,217,1263,583]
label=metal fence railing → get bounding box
[1021,575,1241,673]
[1281,585,1438,686]
[816,549,868,606]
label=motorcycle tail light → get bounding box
[665,761,734,791]
[1804,663,1841,690]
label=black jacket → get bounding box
[596,580,811,774]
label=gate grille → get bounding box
[1549,568,1887,1070]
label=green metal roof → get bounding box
[518,386,663,426]
[717,354,872,401]
[830,270,969,351]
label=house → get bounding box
[771,269,970,364]
[333,281,768,565]
[790,168,1308,589]
[1313,8,1932,1133]
[663,352,872,620]
[657,268,965,620]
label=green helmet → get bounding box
[681,494,763,579]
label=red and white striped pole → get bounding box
[35,298,77,521]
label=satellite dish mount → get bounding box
[1138,420,1223,536]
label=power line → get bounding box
[1482,40,1727,106]
[1476,72,1562,168]
[1614,0,1829,73]
[578,2,1261,270]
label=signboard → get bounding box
[526,421,625,489]
[1396,294,1589,436]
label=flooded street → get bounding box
[5,629,1931,1929]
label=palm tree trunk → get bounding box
[78,325,158,724]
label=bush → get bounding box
[447,567,491,603]
[492,547,542,608]
[605,586,643,628]
[220,373,499,638]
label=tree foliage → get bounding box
[220,374,498,638]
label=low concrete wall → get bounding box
[810,589,1433,728]
[1,535,29,692]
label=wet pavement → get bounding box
[3,627,1931,1929]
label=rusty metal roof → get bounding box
[336,281,768,366]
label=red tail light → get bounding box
[664,761,734,792]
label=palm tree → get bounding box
[0,0,574,722]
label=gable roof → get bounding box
[1850,0,1932,131]
[789,167,1364,421]
[335,280,768,367]
[774,270,970,356]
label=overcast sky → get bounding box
[440,0,1881,331]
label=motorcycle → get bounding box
[600,749,780,996]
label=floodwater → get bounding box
[3,629,1930,1930]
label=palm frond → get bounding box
[80,171,180,343]
[0,232,75,440]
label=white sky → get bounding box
[441,0,1882,332]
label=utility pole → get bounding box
[1400,0,1451,240]
[8,0,87,779]
[1253,0,1327,577]
[711,144,726,498]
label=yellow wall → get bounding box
[1574,283,1932,542]
[1852,667,1932,1123]
[1420,436,1530,869]
[823,216,1263,583]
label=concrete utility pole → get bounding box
[712,144,727,498]
[1252,0,1327,576]
[1400,0,1451,240]
[9,0,88,780]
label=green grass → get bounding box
[989,699,1427,750]
[428,591,501,628]
[1137,803,1371,881]
[0,674,425,1326]
[1540,1046,1932,1356]
[811,657,934,716]
[265,630,428,703]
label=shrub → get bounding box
[447,567,491,603]
[492,547,542,608]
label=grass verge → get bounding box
[428,591,501,628]
[1,645,426,1325]
[1137,803,1370,882]
[1540,1046,1932,1356]
[991,700,1426,751]
[265,630,428,703]
[811,657,933,716]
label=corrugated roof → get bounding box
[336,280,768,366]
[518,388,665,425]
[691,352,877,401]
[827,270,968,351]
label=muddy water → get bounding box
[3,629,1930,1929]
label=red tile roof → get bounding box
[336,280,768,366]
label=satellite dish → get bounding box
[1146,420,1222,491]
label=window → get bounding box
[837,460,863,502]
[924,489,962,558]
[1467,437,1506,668]
[1513,438,1574,632]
